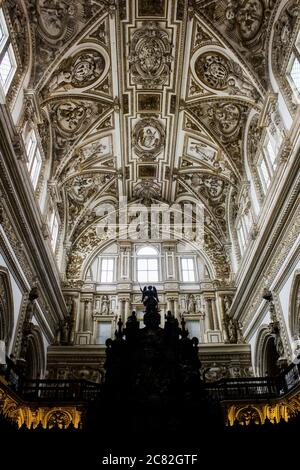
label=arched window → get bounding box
[24,129,42,189]
[137,246,159,283]
[0,8,17,95]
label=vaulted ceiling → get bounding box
[17,0,281,285]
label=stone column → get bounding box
[83,300,92,332]
[87,300,93,332]
[79,300,86,331]
[166,297,172,312]
[205,298,213,330]
[211,298,219,330]
[174,298,179,319]
[124,298,130,323]
[199,313,205,343]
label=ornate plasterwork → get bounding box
[204,233,231,282]
[179,173,230,236]
[133,180,162,204]
[26,0,109,85]
[246,113,265,203]
[4,0,30,107]
[272,1,300,114]
[44,49,106,94]
[132,118,165,160]
[128,22,173,88]
[196,0,276,88]
[0,208,34,285]
[66,226,102,280]
[64,172,115,238]
[192,23,218,51]
[47,99,109,161]
[194,52,260,100]
[188,100,249,174]
[241,203,300,327]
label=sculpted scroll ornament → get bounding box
[181,173,229,235]
[189,101,249,164]
[30,0,92,42]
[66,224,113,280]
[47,50,105,92]
[27,0,92,83]
[133,180,162,205]
[199,0,275,87]
[49,100,108,160]
[195,52,259,100]
[67,173,113,204]
[128,22,173,87]
[55,102,91,133]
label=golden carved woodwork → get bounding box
[0,379,81,429]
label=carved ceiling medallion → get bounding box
[194,51,259,99]
[235,0,264,42]
[36,0,83,42]
[195,52,230,90]
[128,22,173,88]
[55,102,91,133]
[208,103,241,137]
[215,0,265,46]
[48,50,106,92]
[132,118,165,159]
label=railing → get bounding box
[204,377,284,400]
[2,356,300,404]
[18,379,101,402]
[205,360,300,401]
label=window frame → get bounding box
[48,206,59,251]
[181,257,196,283]
[136,245,159,283]
[0,9,17,94]
[100,257,115,283]
[258,155,271,192]
[287,52,300,100]
[25,129,42,190]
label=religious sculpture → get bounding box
[101,295,110,315]
[186,294,196,315]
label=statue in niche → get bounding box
[223,295,232,313]
[186,294,196,315]
[223,314,245,344]
[227,317,238,343]
[101,295,110,315]
[60,319,70,345]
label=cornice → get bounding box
[232,153,300,326]
[0,104,67,324]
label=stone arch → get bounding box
[289,271,300,340]
[255,325,281,377]
[24,326,45,380]
[0,267,14,350]
[236,405,262,426]
[44,409,72,429]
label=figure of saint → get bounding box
[101,295,110,315]
[187,294,196,315]
[139,127,158,149]
[228,318,237,343]
[223,296,232,313]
